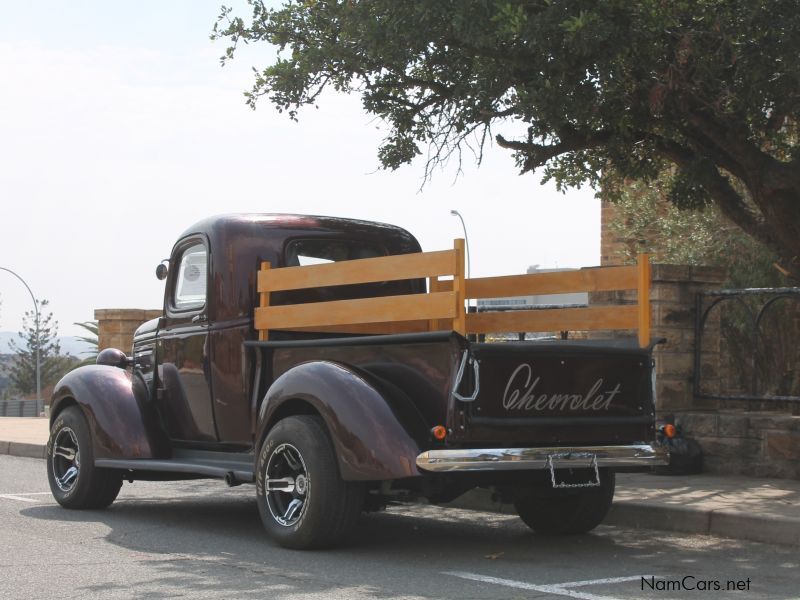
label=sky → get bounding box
[0,1,599,338]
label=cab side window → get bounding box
[173,243,207,311]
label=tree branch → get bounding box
[653,136,780,251]
[496,128,613,173]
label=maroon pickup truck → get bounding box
[47,214,667,548]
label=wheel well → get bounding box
[265,398,320,435]
[50,397,78,425]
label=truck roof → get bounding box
[171,213,423,322]
[178,213,418,244]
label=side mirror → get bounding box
[156,263,169,280]
[97,348,130,369]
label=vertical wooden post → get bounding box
[428,276,440,332]
[258,261,271,341]
[453,239,467,336]
[637,253,651,347]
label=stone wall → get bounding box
[677,411,800,479]
[94,309,162,353]
[650,264,726,413]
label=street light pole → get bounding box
[0,267,41,413]
[449,210,471,279]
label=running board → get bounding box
[96,449,255,483]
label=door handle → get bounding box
[191,314,207,324]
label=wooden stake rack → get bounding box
[255,239,652,347]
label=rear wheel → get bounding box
[514,470,615,534]
[46,406,122,509]
[256,415,363,549]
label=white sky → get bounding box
[0,1,599,338]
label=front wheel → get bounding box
[46,406,122,509]
[256,415,363,549]
[514,469,615,534]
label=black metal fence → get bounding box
[694,288,800,403]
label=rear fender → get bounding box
[257,361,421,481]
[50,365,169,460]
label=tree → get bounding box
[605,171,788,288]
[214,0,800,278]
[8,299,62,396]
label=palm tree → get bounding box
[72,320,99,368]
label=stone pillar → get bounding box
[94,309,162,353]
[650,264,726,414]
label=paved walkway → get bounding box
[2,416,798,546]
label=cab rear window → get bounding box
[284,239,385,267]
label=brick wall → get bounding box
[600,201,625,266]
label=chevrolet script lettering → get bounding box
[502,363,622,412]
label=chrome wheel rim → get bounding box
[265,443,308,527]
[52,427,80,493]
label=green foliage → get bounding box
[606,172,788,288]
[71,320,99,369]
[8,299,65,396]
[213,0,800,277]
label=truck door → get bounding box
[155,238,218,443]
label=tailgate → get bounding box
[457,341,655,446]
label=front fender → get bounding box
[50,365,168,460]
[257,361,421,481]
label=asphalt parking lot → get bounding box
[1,455,797,600]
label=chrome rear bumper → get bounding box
[416,443,668,473]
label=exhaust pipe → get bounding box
[224,471,241,487]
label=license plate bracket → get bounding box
[546,452,601,488]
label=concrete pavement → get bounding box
[4,454,797,600]
[3,416,799,547]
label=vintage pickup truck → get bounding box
[47,214,667,548]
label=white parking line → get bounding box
[0,492,52,503]
[444,571,653,600]
[0,494,41,503]
[558,576,651,588]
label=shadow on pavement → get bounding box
[20,484,798,600]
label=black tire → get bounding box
[46,406,122,509]
[256,415,363,549]
[514,470,615,535]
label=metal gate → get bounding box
[694,288,800,403]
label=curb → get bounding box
[3,441,797,547]
[0,441,46,459]
[446,488,800,547]
[610,500,800,547]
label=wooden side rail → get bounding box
[255,239,651,347]
[463,254,651,347]
[255,240,466,340]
